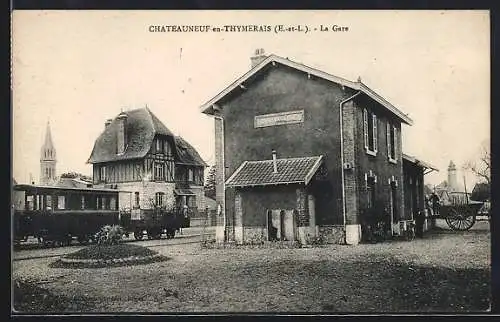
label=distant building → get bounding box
[87,107,207,216]
[56,177,93,189]
[434,160,470,205]
[40,121,57,185]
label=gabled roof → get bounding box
[174,136,208,167]
[200,54,413,125]
[403,153,439,172]
[225,155,323,188]
[87,107,174,164]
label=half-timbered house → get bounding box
[87,107,207,217]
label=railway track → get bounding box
[14,228,216,251]
[13,233,215,261]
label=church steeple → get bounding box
[40,121,57,185]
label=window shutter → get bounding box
[393,126,398,159]
[363,108,368,150]
[386,122,391,158]
[372,114,378,153]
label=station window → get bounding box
[387,122,397,162]
[363,108,378,155]
[366,177,376,209]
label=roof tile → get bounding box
[226,156,323,187]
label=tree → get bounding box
[204,165,216,200]
[470,183,490,202]
[464,140,490,185]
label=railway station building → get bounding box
[87,107,207,219]
[200,49,437,245]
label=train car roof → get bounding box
[13,184,133,193]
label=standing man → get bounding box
[414,210,425,238]
[430,192,441,216]
[180,204,188,235]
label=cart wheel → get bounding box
[445,207,476,231]
[134,231,143,240]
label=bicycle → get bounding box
[402,220,416,241]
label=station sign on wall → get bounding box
[254,110,304,128]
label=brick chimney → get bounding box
[105,119,113,129]
[250,48,267,68]
[272,150,278,173]
[116,111,128,154]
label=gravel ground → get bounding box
[12,221,490,313]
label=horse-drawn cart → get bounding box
[434,191,486,231]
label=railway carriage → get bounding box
[13,184,189,247]
[12,184,132,246]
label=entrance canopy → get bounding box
[174,189,196,196]
[225,155,324,188]
[403,153,439,175]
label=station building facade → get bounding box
[201,50,436,245]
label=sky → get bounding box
[12,10,490,189]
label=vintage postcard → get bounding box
[11,10,491,314]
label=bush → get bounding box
[95,225,124,246]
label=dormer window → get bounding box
[387,122,398,163]
[363,108,377,156]
[156,138,162,153]
[99,166,107,183]
[154,162,164,181]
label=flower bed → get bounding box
[50,244,169,269]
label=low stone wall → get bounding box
[227,225,347,245]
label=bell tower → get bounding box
[40,121,57,185]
